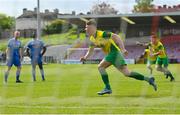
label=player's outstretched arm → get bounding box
[136,41,149,47]
[80,47,94,62]
[112,34,128,56]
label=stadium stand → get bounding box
[65,36,180,63]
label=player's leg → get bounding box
[98,59,112,90]
[156,57,165,73]
[98,50,119,92]
[38,62,45,81]
[108,50,156,91]
[113,52,154,83]
[116,65,157,91]
[156,64,165,73]
[32,63,37,81]
[163,66,174,81]
[147,61,153,75]
[156,64,169,79]
[4,59,13,83]
[14,58,23,83]
[117,65,148,81]
[4,66,12,83]
[162,58,175,81]
[16,66,23,83]
[156,58,174,81]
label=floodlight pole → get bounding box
[37,0,41,39]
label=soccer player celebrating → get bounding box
[4,31,23,83]
[150,35,175,82]
[26,32,46,81]
[80,19,157,95]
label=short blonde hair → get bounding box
[86,19,97,27]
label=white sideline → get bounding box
[0,105,177,110]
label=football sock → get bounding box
[128,72,149,82]
[40,69,45,80]
[4,71,9,82]
[16,70,21,81]
[98,68,111,90]
[32,67,36,81]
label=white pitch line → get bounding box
[0,105,178,110]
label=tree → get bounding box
[133,0,154,13]
[43,19,72,34]
[0,13,15,30]
[91,2,118,15]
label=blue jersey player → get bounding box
[26,33,47,81]
[4,31,23,83]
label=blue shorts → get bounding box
[7,58,21,67]
[31,57,43,65]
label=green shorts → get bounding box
[156,57,169,67]
[104,51,126,68]
[147,60,156,66]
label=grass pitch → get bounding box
[0,64,180,114]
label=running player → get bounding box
[150,35,175,82]
[80,19,157,95]
[136,41,157,75]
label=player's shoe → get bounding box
[16,80,23,83]
[166,74,175,82]
[4,77,8,83]
[165,74,169,79]
[168,74,175,82]
[148,77,157,91]
[4,80,7,84]
[42,79,46,81]
[170,76,175,82]
[97,89,112,95]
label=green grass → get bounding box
[0,64,180,114]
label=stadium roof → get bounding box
[58,11,180,19]
[58,12,180,26]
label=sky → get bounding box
[0,0,180,17]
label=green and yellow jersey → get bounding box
[145,48,157,61]
[151,41,167,58]
[89,30,127,67]
[89,30,120,54]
